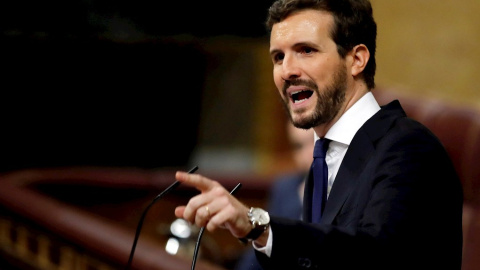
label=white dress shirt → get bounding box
[253,91,381,257]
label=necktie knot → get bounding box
[313,138,330,158]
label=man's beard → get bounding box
[282,64,347,130]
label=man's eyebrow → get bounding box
[293,41,318,48]
[269,49,282,57]
[270,41,319,56]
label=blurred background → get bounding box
[1,0,479,175]
[1,1,480,270]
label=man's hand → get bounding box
[174,171,253,239]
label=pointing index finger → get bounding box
[175,171,216,192]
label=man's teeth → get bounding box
[294,98,308,103]
[291,90,312,103]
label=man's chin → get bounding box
[291,114,315,130]
[293,121,314,130]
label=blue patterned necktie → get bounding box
[311,138,330,223]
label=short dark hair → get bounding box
[266,0,377,90]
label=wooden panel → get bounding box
[0,167,274,270]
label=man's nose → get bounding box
[281,54,301,81]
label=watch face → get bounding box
[252,208,270,225]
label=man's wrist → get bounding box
[252,226,269,247]
[238,207,270,244]
[252,226,272,258]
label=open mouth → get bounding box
[290,90,314,103]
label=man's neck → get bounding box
[313,85,369,138]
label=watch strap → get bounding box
[238,225,267,244]
[238,207,269,244]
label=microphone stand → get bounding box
[124,165,198,270]
[190,182,242,270]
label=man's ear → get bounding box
[350,44,370,77]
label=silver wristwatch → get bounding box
[239,207,270,243]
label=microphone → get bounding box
[191,182,242,270]
[124,165,199,270]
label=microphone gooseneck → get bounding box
[191,182,242,270]
[124,165,199,270]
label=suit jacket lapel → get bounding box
[308,100,407,225]
[320,130,374,224]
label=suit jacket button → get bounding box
[297,258,312,268]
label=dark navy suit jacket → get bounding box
[254,100,463,270]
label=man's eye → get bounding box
[303,48,314,54]
[273,54,284,62]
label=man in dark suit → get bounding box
[174,0,463,269]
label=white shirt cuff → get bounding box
[252,226,273,257]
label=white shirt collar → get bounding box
[314,91,380,145]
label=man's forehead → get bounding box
[270,9,334,49]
